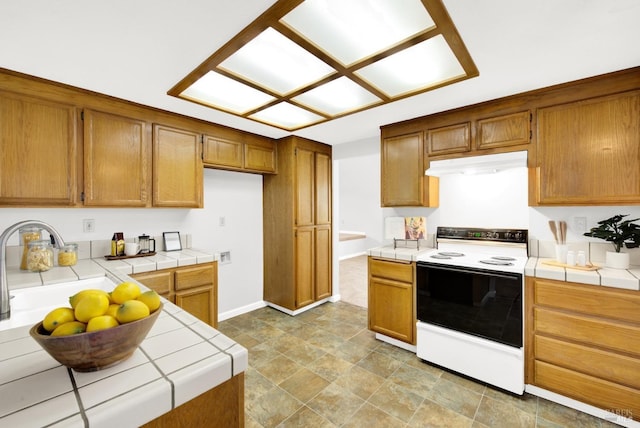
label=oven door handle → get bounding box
[417,263,521,281]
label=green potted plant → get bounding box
[583,214,640,269]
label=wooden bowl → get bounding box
[29,304,162,372]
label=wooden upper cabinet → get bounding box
[83,109,151,207]
[476,111,530,150]
[533,91,640,205]
[244,135,276,173]
[203,131,276,174]
[153,124,203,208]
[203,135,243,168]
[426,122,471,156]
[381,133,438,207]
[295,147,315,227]
[0,91,77,206]
[314,152,331,225]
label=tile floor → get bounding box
[217,256,619,427]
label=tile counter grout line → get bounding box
[67,366,90,427]
[138,346,175,410]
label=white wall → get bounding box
[334,138,384,259]
[0,168,264,319]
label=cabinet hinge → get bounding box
[530,130,532,140]
[80,111,84,121]
[529,112,532,122]
[294,147,297,156]
[80,191,85,202]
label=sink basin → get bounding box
[0,276,119,332]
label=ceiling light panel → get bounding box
[355,35,466,97]
[219,27,335,95]
[180,71,275,114]
[281,0,436,66]
[249,102,325,130]
[292,76,382,115]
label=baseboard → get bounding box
[525,385,639,427]
[218,300,267,322]
[339,251,367,261]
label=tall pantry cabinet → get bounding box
[263,136,332,313]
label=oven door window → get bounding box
[417,264,522,347]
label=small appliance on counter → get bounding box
[137,234,155,254]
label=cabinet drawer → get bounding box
[534,307,640,357]
[534,360,640,421]
[133,270,173,295]
[369,258,413,283]
[533,279,640,323]
[174,264,215,290]
[535,335,640,389]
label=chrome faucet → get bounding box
[0,220,66,321]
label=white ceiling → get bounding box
[1,0,639,146]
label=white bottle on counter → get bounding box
[566,250,575,266]
[577,250,586,267]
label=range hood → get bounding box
[425,150,528,177]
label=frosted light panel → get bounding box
[356,35,466,97]
[219,28,335,95]
[250,102,324,129]
[292,76,381,115]
[282,0,435,65]
[180,71,275,114]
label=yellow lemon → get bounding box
[137,290,161,312]
[51,321,87,336]
[116,300,150,323]
[74,293,110,323]
[111,282,141,304]
[106,303,120,318]
[86,315,119,332]
[42,307,76,332]
[69,289,110,309]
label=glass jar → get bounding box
[27,240,54,272]
[58,243,78,266]
[20,227,42,270]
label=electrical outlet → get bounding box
[574,216,587,233]
[220,250,231,264]
[83,219,95,233]
[219,216,226,227]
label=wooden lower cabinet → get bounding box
[142,372,244,428]
[525,277,640,421]
[133,262,217,328]
[368,257,416,344]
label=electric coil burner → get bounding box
[415,226,529,394]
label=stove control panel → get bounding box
[436,227,528,244]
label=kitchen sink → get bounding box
[0,276,118,332]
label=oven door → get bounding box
[416,262,523,347]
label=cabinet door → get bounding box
[476,111,530,150]
[535,91,640,205]
[381,133,433,207]
[368,275,415,343]
[175,285,216,327]
[83,109,150,206]
[153,124,203,207]
[295,148,315,227]
[132,270,173,300]
[0,91,77,206]
[174,264,215,291]
[426,122,470,155]
[244,136,276,173]
[203,135,243,168]
[295,227,315,308]
[315,225,332,300]
[315,152,331,226]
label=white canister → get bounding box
[566,250,575,266]
[577,251,586,267]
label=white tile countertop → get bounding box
[526,257,640,291]
[1,249,247,427]
[367,244,435,262]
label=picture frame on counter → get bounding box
[163,231,182,252]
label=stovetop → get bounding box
[416,227,529,274]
